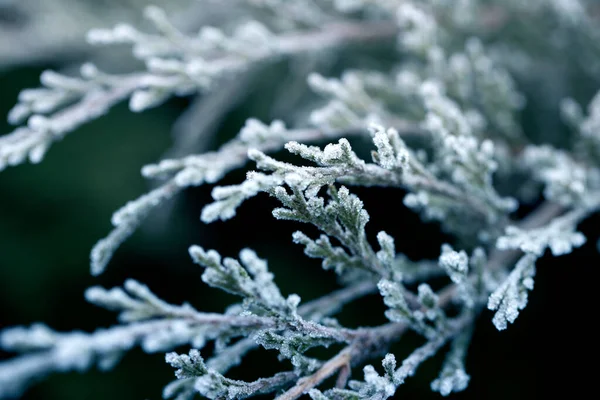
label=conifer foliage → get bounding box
[1,0,600,398]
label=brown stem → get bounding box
[335,362,352,389]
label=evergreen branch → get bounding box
[1,15,398,171]
[92,121,420,275]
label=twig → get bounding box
[277,200,568,399]
[335,362,352,389]
[275,346,354,400]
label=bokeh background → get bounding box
[1,1,600,399]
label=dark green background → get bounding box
[1,60,599,400]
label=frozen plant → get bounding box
[1,0,600,399]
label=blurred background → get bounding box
[1,1,600,399]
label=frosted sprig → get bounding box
[438,244,469,284]
[378,279,442,338]
[0,65,138,171]
[87,11,276,97]
[400,86,517,238]
[293,231,371,277]
[420,40,525,141]
[143,119,291,186]
[280,184,390,279]
[308,72,395,131]
[396,3,438,56]
[308,69,423,133]
[431,326,472,396]
[520,145,593,206]
[165,349,297,400]
[189,246,291,314]
[487,254,537,331]
[497,210,587,257]
[201,137,406,224]
[460,38,525,139]
[421,83,517,218]
[369,124,410,171]
[439,245,486,310]
[347,359,397,399]
[201,171,286,224]
[90,183,179,276]
[420,81,474,138]
[0,320,205,399]
[87,6,275,60]
[85,279,201,323]
[1,6,399,171]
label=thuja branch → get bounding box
[297,201,583,399]
[0,278,378,399]
[3,1,600,399]
[92,121,421,275]
[278,311,475,400]
[0,13,399,171]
